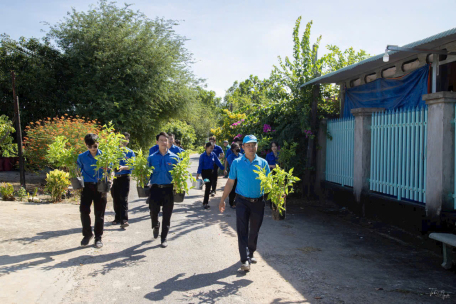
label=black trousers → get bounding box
[111,175,130,223]
[229,179,237,207]
[236,196,265,263]
[202,169,213,205]
[148,186,174,241]
[80,183,108,239]
[211,163,218,192]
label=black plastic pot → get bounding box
[97,179,112,193]
[137,186,150,198]
[70,177,84,190]
[173,191,185,203]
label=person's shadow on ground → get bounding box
[144,262,252,302]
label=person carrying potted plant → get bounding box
[76,133,108,249]
[149,133,184,156]
[196,142,224,209]
[111,132,135,229]
[147,132,180,248]
[224,142,243,209]
[219,135,270,272]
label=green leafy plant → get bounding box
[127,149,154,188]
[278,141,298,171]
[170,151,196,194]
[0,182,15,201]
[15,187,27,201]
[254,165,300,215]
[196,146,205,154]
[45,170,71,203]
[0,115,17,157]
[46,136,80,178]
[93,122,127,181]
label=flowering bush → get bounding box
[210,109,246,142]
[23,115,101,171]
[0,115,17,157]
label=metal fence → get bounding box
[326,117,355,187]
[369,107,427,203]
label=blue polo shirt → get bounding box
[227,152,243,166]
[169,144,185,155]
[212,145,224,158]
[266,151,279,166]
[229,154,270,198]
[197,152,224,174]
[116,147,135,176]
[149,144,158,156]
[77,150,104,183]
[147,150,179,185]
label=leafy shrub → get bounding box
[93,122,127,181]
[23,115,101,171]
[46,136,80,178]
[170,151,195,194]
[15,187,27,201]
[254,165,300,215]
[0,115,17,157]
[278,141,298,171]
[0,182,15,201]
[45,170,71,203]
[127,149,154,188]
[162,119,197,150]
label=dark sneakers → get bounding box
[94,238,103,248]
[203,204,210,209]
[161,239,168,248]
[121,221,129,228]
[153,222,160,239]
[81,235,93,246]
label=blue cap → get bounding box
[242,135,258,144]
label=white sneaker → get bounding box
[241,261,250,272]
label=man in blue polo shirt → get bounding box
[209,136,224,196]
[149,133,184,156]
[219,135,270,272]
[111,132,135,229]
[147,132,180,248]
[77,133,107,248]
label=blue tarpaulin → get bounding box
[343,65,429,117]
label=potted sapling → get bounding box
[93,123,127,193]
[127,149,154,197]
[170,151,195,202]
[47,136,84,189]
[254,165,300,220]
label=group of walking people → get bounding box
[76,131,280,272]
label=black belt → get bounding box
[84,182,97,185]
[115,174,131,177]
[151,184,173,188]
[237,195,263,203]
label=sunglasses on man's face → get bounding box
[88,144,99,149]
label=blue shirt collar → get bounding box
[241,154,259,164]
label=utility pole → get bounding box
[11,71,26,189]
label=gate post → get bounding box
[315,119,327,197]
[351,108,385,213]
[423,91,456,218]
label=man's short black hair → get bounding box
[84,134,98,146]
[175,139,181,145]
[156,132,169,141]
[205,142,212,148]
[169,133,175,138]
[122,132,130,140]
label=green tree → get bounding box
[45,0,199,149]
[162,119,197,149]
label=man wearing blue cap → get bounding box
[219,134,270,272]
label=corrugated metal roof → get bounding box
[300,27,456,88]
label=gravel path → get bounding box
[1,155,455,303]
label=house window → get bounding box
[402,59,420,72]
[382,66,397,78]
[365,73,377,83]
[350,78,361,87]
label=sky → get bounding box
[1,0,456,98]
